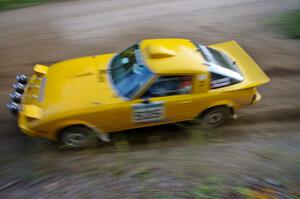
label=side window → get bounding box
[143,76,192,98]
[211,72,239,89]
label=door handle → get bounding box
[179,101,192,104]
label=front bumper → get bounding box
[18,112,56,140]
[7,73,55,140]
[18,113,37,137]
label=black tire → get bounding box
[59,126,95,148]
[200,106,231,128]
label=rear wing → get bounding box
[209,41,270,91]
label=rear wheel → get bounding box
[59,126,96,148]
[200,106,231,128]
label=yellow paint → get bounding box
[33,64,49,75]
[145,45,176,58]
[140,38,207,74]
[209,41,270,91]
[17,38,270,141]
[22,105,43,119]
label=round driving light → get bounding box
[9,92,22,103]
[13,83,25,93]
[16,74,28,84]
[6,102,19,114]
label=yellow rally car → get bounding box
[7,38,270,147]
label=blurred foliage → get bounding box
[0,0,51,11]
[191,177,223,199]
[135,169,152,180]
[272,9,300,39]
[192,185,222,199]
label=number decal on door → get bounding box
[132,102,165,123]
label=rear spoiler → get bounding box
[209,41,270,91]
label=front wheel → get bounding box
[200,106,231,128]
[59,126,96,148]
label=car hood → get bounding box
[39,53,122,116]
[209,41,270,91]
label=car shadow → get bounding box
[13,105,300,154]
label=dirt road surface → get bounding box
[0,0,300,198]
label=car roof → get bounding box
[140,38,207,75]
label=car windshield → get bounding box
[109,44,153,99]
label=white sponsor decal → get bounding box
[212,81,231,88]
[198,74,207,81]
[132,102,165,123]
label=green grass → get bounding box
[0,0,51,11]
[135,169,151,180]
[192,185,222,199]
[191,177,223,199]
[272,9,300,39]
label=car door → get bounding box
[121,75,197,130]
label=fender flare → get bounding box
[199,100,235,117]
[55,121,110,142]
